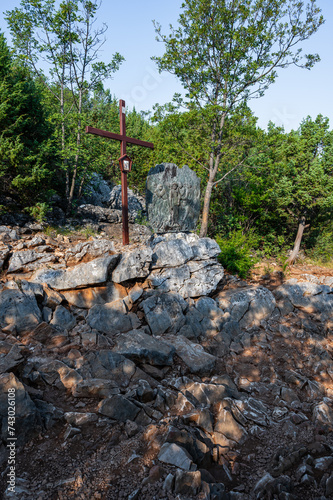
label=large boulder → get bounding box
[113,330,175,366]
[65,238,116,264]
[81,173,112,207]
[215,286,276,328]
[62,282,127,309]
[31,255,119,290]
[108,185,144,219]
[0,288,42,333]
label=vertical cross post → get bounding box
[119,100,129,245]
[86,99,154,246]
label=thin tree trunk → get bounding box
[200,179,214,237]
[288,216,309,265]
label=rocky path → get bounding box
[0,222,332,499]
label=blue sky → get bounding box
[1,0,332,132]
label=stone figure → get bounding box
[146,163,200,233]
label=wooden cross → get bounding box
[86,99,154,245]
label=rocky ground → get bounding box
[0,219,333,500]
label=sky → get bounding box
[0,0,332,132]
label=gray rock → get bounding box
[81,173,112,207]
[72,378,120,398]
[216,286,276,328]
[109,185,144,218]
[112,247,153,283]
[141,292,187,335]
[191,237,221,260]
[113,330,175,366]
[98,395,140,421]
[150,238,194,269]
[0,372,41,446]
[50,305,76,331]
[313,401,333,427]
[65,238,116,263]
[163,335,216,374]
[62,282,127,309]
[0,246,10,271]
[64,412,98,426]
[35,359,83,390]
[173,378,237,407]
[174,469,201,495]
[214,406,247,443]
[31,255,119,290]
[146,163,200,233]
[274,281,333,320]
[158,442,193,470]
[0,345,24,374]
[74,350,136,388]
[326,474,333,496]
[77,204,122,223]
[86,299,136,335]
[0,289,42,333]
[7,249,40,272]
[149,259,224,298]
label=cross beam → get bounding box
[86,99,154,245]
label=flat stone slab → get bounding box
[31,255,119,290]
[158,442,193,470]
[164,335,216,374]
[113,330,175,366]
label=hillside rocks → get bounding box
[0,224,333,499]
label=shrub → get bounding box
[216,230,258,279]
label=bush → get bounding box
[308,229,333,263]
[216,230,258,279]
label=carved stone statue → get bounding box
[146,163,200,233]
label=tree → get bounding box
[153,0,324,237]
[0,32,52,207]
[6,0,124,212]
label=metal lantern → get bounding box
[118,154,132,172]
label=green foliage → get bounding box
[26,202,49,223]
[308,227,333,263]
[216,231,258,279]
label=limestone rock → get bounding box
[214,406,247,444]
[216,286,276,328]
[112,247,153,283]
[150,238,194,269]
[50,305,76,331]
[148,259,224,298]
[81,173,112,206]
[146,163,200,233]
[0,289,42,333]
[158,442,193,470]
[72,378,120,398]
[74,350,136,388]
[65,238,116,264]
[98,395,140,421]
[31,255,119,290]
[7,249,40,272]
[174,470,201,495]
[62,283,126,309]
[86,299,137,335]
[141,292,187,335]
[163,335,216,374]
[113,330,175,366]
[76,204,122,223]
[0,344,24,374]
[108,185,144,218]
[274,281,333,320]
[0,372,41,446]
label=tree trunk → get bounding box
[288,216,308,265]
[199,179,214,237]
